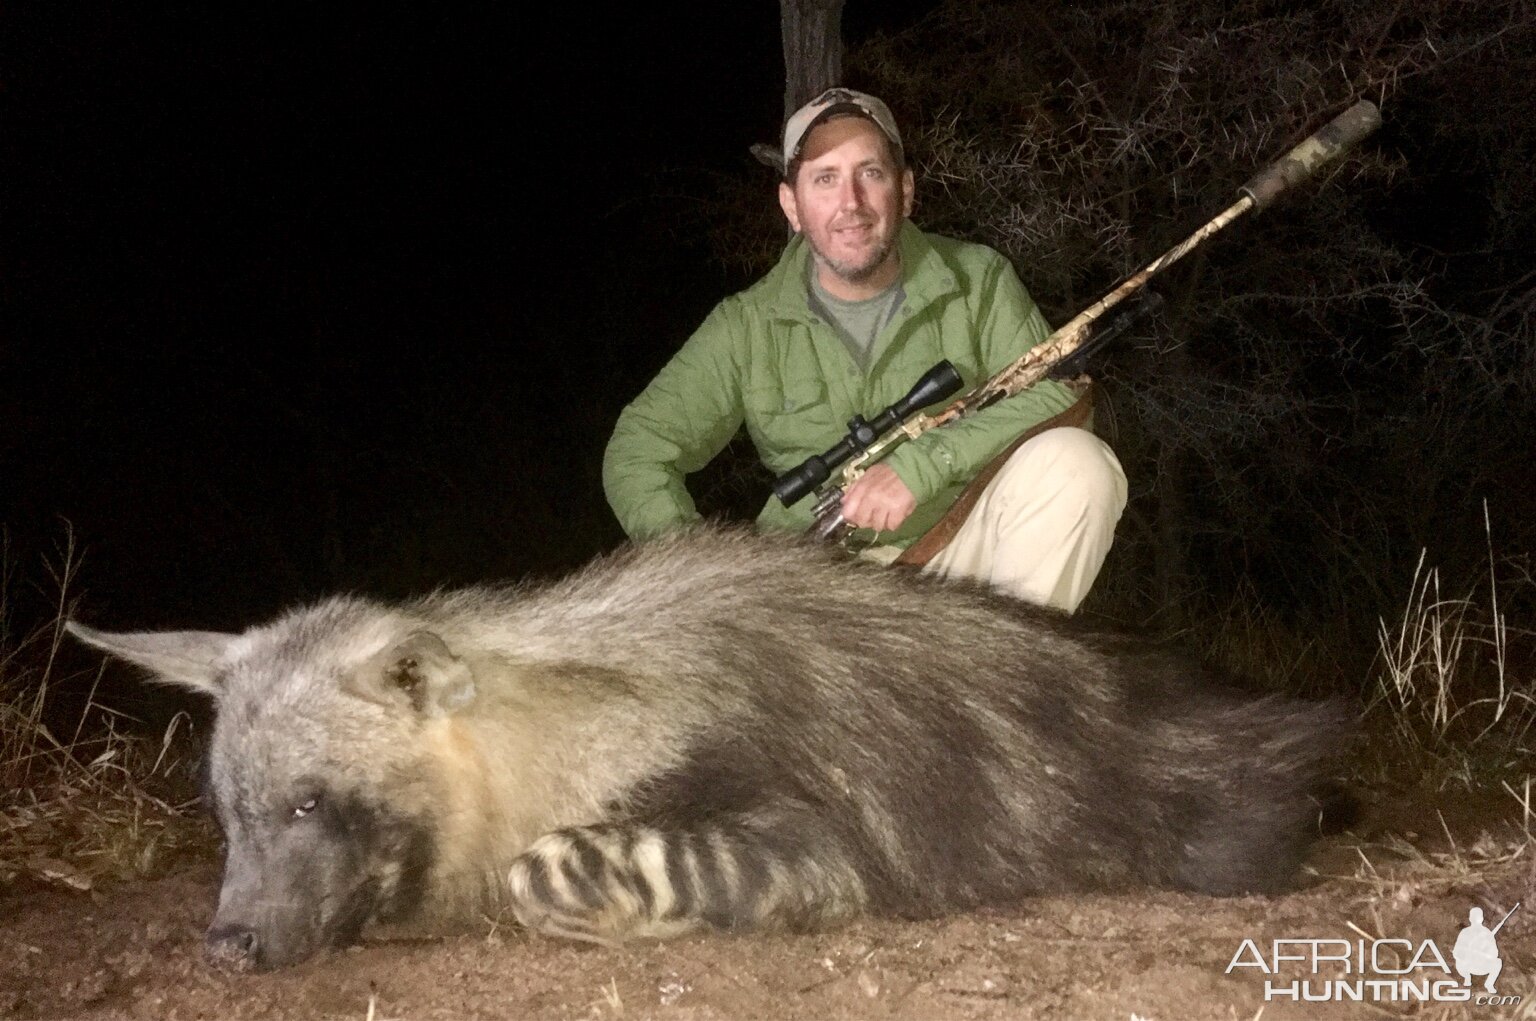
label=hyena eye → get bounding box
[293,796,320,819]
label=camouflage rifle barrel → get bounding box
[933,98,1383,424]
[1241,100,1382,211]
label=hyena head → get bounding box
[68,600,475,971]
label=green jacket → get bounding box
[603,222,1078,546]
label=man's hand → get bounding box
[839,463,916,533]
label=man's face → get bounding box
[778,116,914,294]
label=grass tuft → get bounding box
[1367,509,1535,786]
[0,526,212,893]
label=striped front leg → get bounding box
[506,803,868,944]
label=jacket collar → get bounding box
[763,221,961,323]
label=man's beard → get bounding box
[807,228,898,285]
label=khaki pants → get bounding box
[867,428,1127,612]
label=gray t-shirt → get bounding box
[807,266,905,373]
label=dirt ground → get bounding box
[2,812,1533,1021]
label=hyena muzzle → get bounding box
[69,525,1352,970]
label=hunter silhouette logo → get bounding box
[1454,903,1519,995]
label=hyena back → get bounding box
[69,526,1350,969]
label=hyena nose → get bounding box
[204,924,260,971]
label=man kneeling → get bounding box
[603,88,1125,611]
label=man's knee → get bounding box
[996,427,1127,518]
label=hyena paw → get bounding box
[508,826,700,944]
[506,813,865,944]
[506,896,621,947]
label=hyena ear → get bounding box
[348,630,476,717]
[65,621,233,697]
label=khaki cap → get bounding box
[782,88,903,168]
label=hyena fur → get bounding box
[69,525,1350,971]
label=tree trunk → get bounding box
[754,0,845,170]
[780,0,844,118]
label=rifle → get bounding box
[774,291,1163,541]
[773,100,1383,543]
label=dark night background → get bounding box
[4,2,1534,724]
[2,4,932,634]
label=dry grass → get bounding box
[0,527,212,893]
[1322,512,1536,965]
[1367,510,1536,785]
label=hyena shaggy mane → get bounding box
[69,525,1351,971]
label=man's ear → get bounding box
[346,630,476,718]
[778,180,803,233]
[901,167,915,218]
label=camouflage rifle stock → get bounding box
[776,99,1382,545]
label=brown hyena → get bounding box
[69,525,1350,971]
